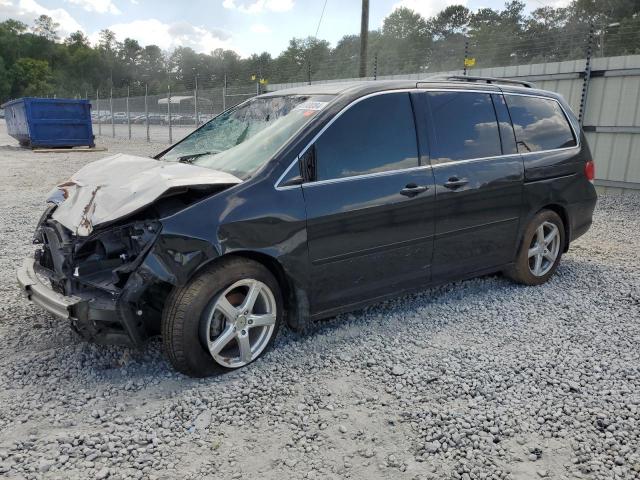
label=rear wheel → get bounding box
[505,210,565,286]
[162,257,282,377]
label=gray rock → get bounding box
[426,441,441,454]
[568,381,582,393]
[38,459,54,473]
[96,467,110,479]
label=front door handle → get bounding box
[400,183,429,197]
[444,177,469,189]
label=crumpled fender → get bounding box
[134,174,313,330]
[138,234,220,286]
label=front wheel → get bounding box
[162,257,283,377]
[505,210,565,286]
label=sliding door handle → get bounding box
[400,183,429,197]
[444,177,469,189]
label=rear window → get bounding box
[425,92,502,164]
[505,95,577,153]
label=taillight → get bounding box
[585,160,595,182]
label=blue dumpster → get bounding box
[1,97,94,148]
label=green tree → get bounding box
[0,20,28,67]
[119,38,143,87]
[33,15,59,41]
[65,31,90,50]
[0,57,12,102]
[0,0,639,99]
[380,8,431,74]
[10,58,53,97]
[271,37,331,83]
[429,5,470,37]
[139,45,166,90]
[427,5,470,71]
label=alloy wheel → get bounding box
[527,221,561,277]
[202,279,277,368]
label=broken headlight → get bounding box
[72,220,160,288]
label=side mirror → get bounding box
[281,175,304,187]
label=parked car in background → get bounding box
[179,114,197,125]
[147,114,165,125]
[112,112,128,124]
[17,78,597,377]
[198,114,214,125]
[163,114,186,125]
[132,114,148,124]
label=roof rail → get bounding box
[424,75,535,88]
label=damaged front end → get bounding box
[19,211,163,346]
[17,153,243,346]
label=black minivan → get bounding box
[18,77,597,377]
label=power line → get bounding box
[315,0,328,38]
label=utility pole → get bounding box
[359,0,369,78]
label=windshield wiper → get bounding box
[178,151,217,163]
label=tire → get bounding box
[162,256,283,377]
[505,210,565,286]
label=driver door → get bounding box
[301,92,436,315]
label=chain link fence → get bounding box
[84,24,639,144]
[90,83,258,143]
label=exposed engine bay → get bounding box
[36,212,157,288]
[23,153,243,346]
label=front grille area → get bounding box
[33,215,160,296]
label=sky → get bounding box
[0,0,570,57]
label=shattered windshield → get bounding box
[159,94,334,179]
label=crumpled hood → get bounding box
[50,153,242,236]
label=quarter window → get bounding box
[426,92,502,164]
[314,93,419,181]
[505,95,577,153]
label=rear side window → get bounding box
[505,95,577,153]
[425,92,502,164]
[314,93,418,181]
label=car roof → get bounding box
[261,79,559,101]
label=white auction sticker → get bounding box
[294,101,328,111]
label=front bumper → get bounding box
[17,258,84,320]
[16,258,143,346]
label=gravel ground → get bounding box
[92,123,195,145]
[1,119,639,480]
